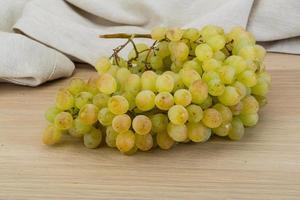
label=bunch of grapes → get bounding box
[42,25,271,155]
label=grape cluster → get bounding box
[42,25,271,155]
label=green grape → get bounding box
[123,145,138,155]
[232,81,247,100]
[201,25,224,39]
[84,127,102,149]
[245,59,258,71]
[86,74,100,95]
[202,71,220,83]
[254,44,266,61]
[156,131,175,150]
[206,34,226,51]
[237,70,257,87]
[212,123,231,137]
[75,92,93,109]
[213,50,226,61]
[228,117,244,141]
[241,95,259,114]
[186,104,203,123]
[68,78,86,96]
[189,80,208,105]
[156,41,170,58]
[182,60,203,75]
[202,108,222,128]
[226,26,245,42]
[218,86,240,106]
[107,95,129,115]
[207,79,225,96]
[213,103,232,123]
[199,96,213,109]
[68,117,92,138]
[116,68,131,85]
[156,74,174,92]
[135,90,155,111]
[173,89,192,107]
[224,55,246,74]
[167,123,188,142]
[169,41,189,61]
[106,64,118,77]
[218,65,236,84]
[239,113,259,127]
[179,68,201,87]
[54,112,73,130]
[141,70,158,92]
[97,73,117,95]
[166,27,183,41]
[202,59,221,72]
[92,93,109,109]
[151,26,167,40]
[155,92,174,110]
[254,95,267,107]
[229,101,243,116]
[170,62,182,73]
[251,78,269,96]
[42,124,62,145]
[125,74,141,94]
[45,106,61,123]
[150,113,169,133]
[112,114,131,133]
[238,45,256,60]
[79,104,99,125]
[128,43,148,60]
[132,115,152,135]
[232,36,253,55]
[150,56,164,70]
[105,126,118,148]
[95,56,111,73]
[116,130,135,153]
[163,71,185,92]
[168,105,188,125]
[195,44,213,61]
[257,72,271,86]
[135,133,153,151]
[183,28,200,41]
[187,122,211,142]
[56,89,74,110]
[121,92,136,110]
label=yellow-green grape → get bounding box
[125,74,141,94]
[116,130,135,153]
[54,112,73,130]
[151,26,167,40]
[168,105,188,125]
[207,79,225,96]
[237,70,257,87]
[213,50,226,62]
[238,45,256,60]
[128,43,148,60]
[86,74,100,95]
[150,113,169,133]
[218,86,240,106]
[213,103,232,123]
[166,27,183,41]
[121,92,136,110]
[257,72,271,86]
[179,68,201,87]
[107,95,129,115]
[195,44,213,61]
[206,34,226,51]
[212,123,232,137]
[95,56,111,73]
[241,95,259,114]
[174,89,192,107]
[254,44,266,61]
[150,56,163,70]
[156,41,170,58]
[189,80,208,105]
[202,71,220,83]
[68,78,86,96]
[68,117,92,138]
[116,67,131,85]
[170,62,182,73]
[186,104,203,123]
[182,60,203,75]
[169,41,189,61]
[183,28,200,42]
[156,131,175,150]
[135,90,155,111]
[167,123,188,142]
[105,126,118,148]
[75,92,93,109]
[224,55,246,74]
[228,117,244,141]
[156,74,174,92]
[79,104,99,125]
[202,108,222,128]
[56,89,74,110]
[135,133,153,151]
[97,73,117,95]
[132,115,152,135]
[202,58,221,72]
[229,101,243,116]
[226,26,245,42]
[218,65,236,84]
[84,127,102,149]
[123,145,138,155]
[199,96,212,109]
[141,70,158,92]
[163,71,185,92]
[201,25,224,40]
[45,106,61,123]
[239,113,259,127]
[92,93,109,109]
[155,92,174,110]
[112,114,131,133]
[254,95,267,107]
[251,77,269,96]
[187,122,211,142]
[232,81,247,100]
[42,124,62,145]
[232,36,252,55]
[106,64,118,77]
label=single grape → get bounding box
[105,126,119,148]
[195,44,213,61]
[125,74,141,94]
[169,41,189,61]
[166,27,183,41]
[68,117,92,138]
[135,90,156,111]
[202,71,220,83]
[116,68,131,85]
[202,58,221,72]
[239,113,259,127]
[202,108,222,128]
[135,133,153,151]
[201,25,224,40]
[54,112,73,130]
[132,115,152,135]
[45,106,61,123]
[212,123,232,137]
[189,80,208,105]
[237,70,257,87]
[254,95,267,107]
[218,86,240,106]
[156,131,175,150]
[155,92,174,110]
[232,81,247,100]
[213,50,226,61]
[68,78,86,96]
[86,74,100,95]
[75,92,93,109]
[163,71,185,92]
[217,65,236,84]
[199,95,213,109]
[151,26,167,40]
[187,122,211,142]
[251,77,269,96]
[179,68,201,87]
[229,101,243,116]
[112,114,131,133]
[84,127,102,149]
[92,93,109,109]
[186,104,203,123]
[97,73,117,95]
[183,28,200,42]
[207,79,225,96]
[174,89,192,107]
[238,45,256,60]
[224,55,246,74]
[241,95,259,114]
[116,130,135,153]
[228,117,245,140]
[98,107,115,126]
[168,105,188,125]
[107,95,129,115]
[150,113,169,133]
[156,41,170,58]
[254,44,266,61]
[95,57,111,74]
[167,123,188,142]
[42,124,62,145]
[56,89,74,110]
[213,103,232,123]
[257,72,271,86]
[121,92,136,110]
[150,56,164,70]
[206,34,226,51]
[141,70,158,92]
[79,104,99,125]
[182,60,203,75]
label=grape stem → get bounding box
[99,33,152,39]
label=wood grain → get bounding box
[0,53,300,200]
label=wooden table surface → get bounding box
[1,53,300,200]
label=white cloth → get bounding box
[1,0,300,86]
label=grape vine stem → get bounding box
[99,33,152,39]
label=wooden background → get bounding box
[1,53,300,200]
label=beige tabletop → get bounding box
[0,53,300,200]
